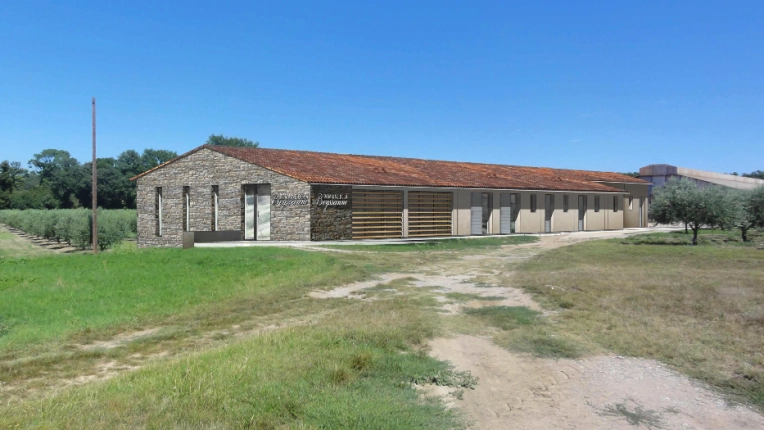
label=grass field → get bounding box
[514,237,764,407]
[0,300,467,429]
[321,235,537,252]
[0,228,51,258]
[3,228,764,426]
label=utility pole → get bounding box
[92,97,98,254]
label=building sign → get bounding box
[273,193,309,207]
[316,193,349,208]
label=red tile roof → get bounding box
[133,145,647,193]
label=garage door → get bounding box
[408,192,453,237]
[352,190,403,239]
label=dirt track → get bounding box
[314,231,764,429]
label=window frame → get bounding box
[613,196,619,212]
[156,187,163,237]
[530,194,537,213]
[594,195,600,212]
[563,195,569,212]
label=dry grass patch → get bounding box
[515,239,764,408]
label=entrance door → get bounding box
[481,193,492,234]
[243,184,271,240]
[545,195,554,233]
[578,196,586,231]
[244,185,256,240]
[257,184,271,240]
[470,192,482,235]
[638,197,643,228]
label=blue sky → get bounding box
[1,1,762,173]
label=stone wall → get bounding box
[136,148,311,247]
[310,185,352,241]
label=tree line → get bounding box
[0,135,257,210]
[650,178,764,245]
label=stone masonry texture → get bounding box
[136,148,311,247]
[310,185,352,241]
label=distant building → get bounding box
[639,164,764,195]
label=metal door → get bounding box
[500,193,511,234]
[481,193,492,234]
[470,192,482,235]
[578,196,586,231]
[545,195,554,233]
[244,185,256,240]
[257,184,271,240]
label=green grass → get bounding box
[444,293,504,302]
[0,300,466,429]
[464,306,540,330]
[321,235,538,252]
[0,246,367,352]
[515,239,764,407]
[464,306,586,358]
[0,229,50,258]
[622,228,762,246]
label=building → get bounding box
[639,164,764,194]
[131,145,650,247]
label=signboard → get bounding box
[273,193,309,207]
[316,193,349,208]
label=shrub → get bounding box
[0,209,135,250]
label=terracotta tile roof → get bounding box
[132,145,647,193]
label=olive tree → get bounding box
[650,178,735,245]
[730,186,764,242]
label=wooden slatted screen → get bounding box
[408,192,453,237]
[352,190,403,239]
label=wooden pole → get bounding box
[92,97,98,254]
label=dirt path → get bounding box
[429,335,764,430]
[311,231,764,429]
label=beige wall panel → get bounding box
[491,191,501,234]
[515,192,542,233]
[552,194,576,232]
[622,184,649,228]
[585,194,606,230]
[455,189,472,236]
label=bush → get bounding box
[0,209,136,250]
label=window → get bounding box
[613,196,619,212]
[183,186,190,231]
[211,185,219,231]
[156,187,163,237]
[629,196,633,211]
[563,195,569,212]
[530,194,537,212]
[594,196,600,212]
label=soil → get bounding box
[313,230,764,429]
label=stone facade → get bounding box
[136,148,310,247]
[310,185,352,241]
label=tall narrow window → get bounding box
[530,194,537,212]
[594,196,600,212]
[212,185,219,231]
[156,187,163,237]
[563,195,569,212]
[613,196,619,212]
[183,186,190,231]
[629,196,634,211]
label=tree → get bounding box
[650,178,735,245]
[730,187,764,242]
[205,134,259,148]
[743,170,764,180]
[0,161,13,209]
[140,149,178,171]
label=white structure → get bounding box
[639,164,764,193]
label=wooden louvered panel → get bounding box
[408,192,453,237]
[352,191,403,239]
